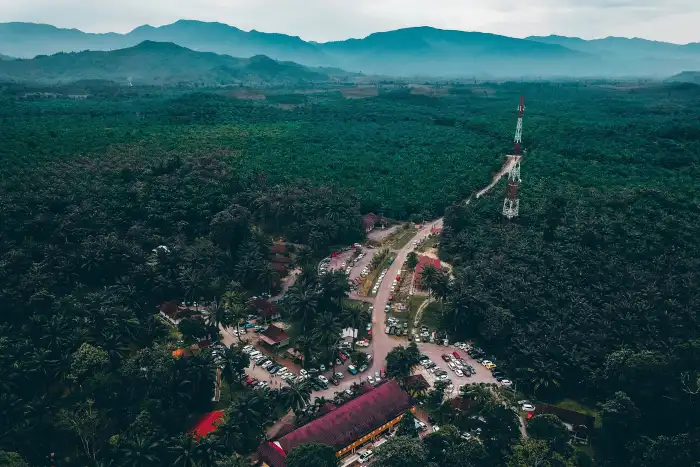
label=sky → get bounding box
[2,0,699,44]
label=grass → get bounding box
[420,300,443,330]
[390,227,419,249]
[555,399,602,429]
[407,295,427,333]
[416,235,438,253]
[363,253,395,297]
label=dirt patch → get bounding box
[229,89,266,100]
[340,86,378,99]
[409,84,449,97]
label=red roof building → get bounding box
[190,410,225,439]
[258,380,413,467]
[259,324,290,347]
[413,255,441,291]
[363,213,379,233]
[250,298,281,320]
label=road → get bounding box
[314,219,448,399]
[224,217,497,401]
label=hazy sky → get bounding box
[2,0,698,43]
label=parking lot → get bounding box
[415,342,500,394]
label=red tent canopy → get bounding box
[190,410,225,439]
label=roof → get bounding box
[533,404,595,430]
[363,213,379,229]
[250,298,280,318]
[260,324,288,345]
[258,380,412,467]
[272,255,293,264]
[190,410,225,439]
[414,256,441,287]
[272,263,288,273]
[271,244,287,254]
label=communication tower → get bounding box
[502,96,525,219]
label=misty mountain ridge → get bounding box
[0,40,333,85]
[2,20,700,78]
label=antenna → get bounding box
[502,96,525,219]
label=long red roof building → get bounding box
[258,380,413,467]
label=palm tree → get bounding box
[286,283,320,334]
[294,334,319,368]
[282,379,312,413]
[419,264,439,299]
[222,290,246,342]
[167,435,198,467]
[432,272,450,317]
[179,267,204,310]
[202,299,232,330]
[120,435,163,467]
[313,313,342,368]
[341,304,369,350]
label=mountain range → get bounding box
[0,41,332,85]
[1,20,700,78]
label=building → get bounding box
[413,255,441,291]
[259,324,290,348]
[190,410,225,439]
[363,213,379,233]
[258,380,414,467]
[250,298,282,321]
[528,403,595,444]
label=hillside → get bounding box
[6,20,699,77]
[0,41,331,85]
[0,53,14,60]
[527,34,700,75]
[666,70,700,84]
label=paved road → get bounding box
[314,220,444,399]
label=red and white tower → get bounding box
[502,96,525,219]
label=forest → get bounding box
[1,79,700,466]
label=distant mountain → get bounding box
[0,41,331,85]
[0,53,14,60]
[2,20,700,77]
[666,71,700,85]
[527,35,700,75]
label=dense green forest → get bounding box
[1,79,700,466]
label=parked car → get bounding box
[300,369,308,377]
[319,365,326,372]
[501,379,513,387]
[522,403,536,412]
[318,375,329,384]
[441,355,451,362]
[455,369,464,377]
[367,376,375,385]
[359,365,368,372]
[348,365,358,375]
[334,372,344,379]
[261,360,273,369]
[358,450,373,463]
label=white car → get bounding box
[455,369,464,377]
[522,403,536,412]
[358,450,373,463]
[501,379,513,387]
[318,375,329,384]
[300,369,308,377]
[261,361,273,369]
[367,376,375,385]
[481,360,494,367]
[366,323,372,331]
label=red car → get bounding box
[381,369,386,378]
[452,351,461,359]
[338,352,347,361]
[441,354,451,362]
